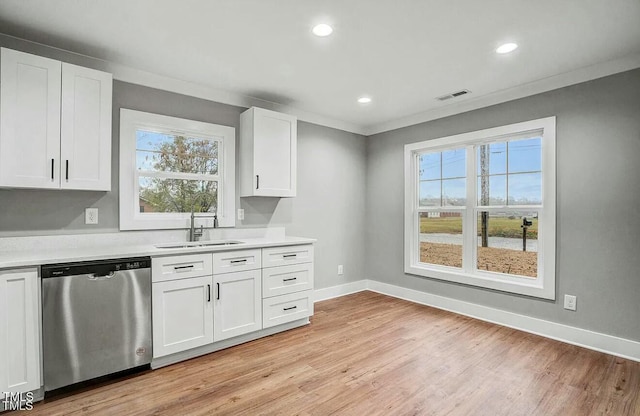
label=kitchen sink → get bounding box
[155,240,244,249]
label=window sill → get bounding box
[404,263,555,300]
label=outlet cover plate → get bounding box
[85,208,99,225]
[564,294,577,311]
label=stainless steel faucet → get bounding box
[189,192,218,242]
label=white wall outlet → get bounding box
[85,208,99,225]
[564,294,577,311]
[338,265,344,275]
[237,208,245,220]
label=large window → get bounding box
[120,109,235,230]
[404,117,556,299]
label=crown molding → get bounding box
[363,52,640,136]
[2,33,638,138]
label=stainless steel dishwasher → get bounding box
[41,257,152,392]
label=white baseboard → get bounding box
[313,280,368,302]
[314,279,640,362]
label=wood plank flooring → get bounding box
[19,291,640,415]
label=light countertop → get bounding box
[0,236,316,269]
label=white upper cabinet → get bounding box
[239,107,297,197]
[60,63,112,190]
[0,48,112,191]
[0,48,61,189]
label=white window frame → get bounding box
[404,117,556,299]
[119,109,236,230]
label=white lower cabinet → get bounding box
[262,289,314,329]
[214,269,262,342]
[0,268,40,393]
[152,275,214,358]
[151,244,313,362]
[261,244,315,328]
[152,254,215,358]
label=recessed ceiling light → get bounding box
[357,96,372,104]
[312,23,333,37]
[496,43,518,54]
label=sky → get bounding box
[419,137,542,206]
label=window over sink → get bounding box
[119,109,236,230]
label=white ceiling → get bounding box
[1,0,639,135]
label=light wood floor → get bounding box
[21,291,640,415]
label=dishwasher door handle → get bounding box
[87,271,116,281]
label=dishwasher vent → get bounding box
[436,89,471,101]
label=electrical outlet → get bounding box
[85,208,99,225]
[338,265,344,275]
[564,294,577,311]
[237,208,245,220]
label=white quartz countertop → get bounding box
[0,236,316,269]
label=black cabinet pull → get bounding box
[283,306,297,311]
[216,282,220,300]
[283,277,297,282]
[51,159,54,180]
[174,265,194,270]
[207,284,211,302]
[65,160,69,181]
[230,259,247,264]
[283,254,297,259]
[256,175,259,189]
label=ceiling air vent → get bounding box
[436,89,471,101]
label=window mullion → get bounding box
[137,170,220,181]
[413,152,421,268]
[463,144,476,273]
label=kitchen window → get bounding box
[404,117,556,299]
[119,109,235,230]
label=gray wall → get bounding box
[2,35,639,341]
[0,80,244,235]
[366,69,640,342]
[240,122,367,289]
[0,38,368,290]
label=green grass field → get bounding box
[420,215,538,239]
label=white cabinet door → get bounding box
[0,268,40,393]
[152,276,214,358]
[0,48,61,189]
[60,63,112,191]
[214,269,262,342]
[240,107,297,197]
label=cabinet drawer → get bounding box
[263,263,314,298]
[152,254,212,282]
[262,244,313,268]
[262,290,313,329]
[212,249,261,274]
